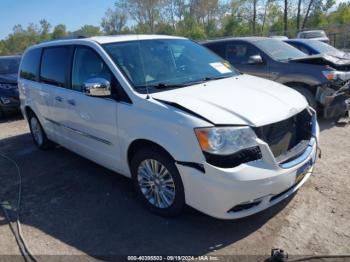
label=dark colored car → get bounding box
[0,55,21,118]
[285,39,350,69]
[202,37,350,119]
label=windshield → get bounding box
[0,57,20,74]
[255,39,308,61]
[103,39,239,92]
[305,40,338,54]
[302,31,326,39]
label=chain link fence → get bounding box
[261,24,350,50]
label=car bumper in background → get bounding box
[0,96,20,114]
[317,81,350,119]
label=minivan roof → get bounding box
[30,34,186,49]
[90,34,186,44]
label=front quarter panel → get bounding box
[271,61,328,86]
[117,97,210,177]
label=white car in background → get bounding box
[18,35,319,219]
[297,30,330,43]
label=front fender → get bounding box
[116,99,209,176]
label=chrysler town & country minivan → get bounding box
[19,35,319,219]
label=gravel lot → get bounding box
[0,115,349,261]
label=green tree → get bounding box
[123,0,166,33]
[52,24,67,39]
[39,19,51,41]
[73,25,102,37]
[2,24,40,55]
[101,1,128,34]
[329,3,350,24]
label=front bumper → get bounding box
[0,96,20,114]
[177,113,319,220]
[317,81,350,119]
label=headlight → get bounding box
[195,126,258,155]
[322,70,350,81]
[0,96,11,104]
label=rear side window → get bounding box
[225,42,260,65]
[296,45,311,55]
[40,47,70,87]
[20,48,41,81]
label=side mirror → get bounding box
[83,78,111,97]
[248,55,263,64]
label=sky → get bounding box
[0,0,116,40]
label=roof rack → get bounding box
[40,35,88,44]
[59,35,88,40]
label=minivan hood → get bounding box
[152,74,308,127]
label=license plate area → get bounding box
[295,159,313,183]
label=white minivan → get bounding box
[19,35,319,219]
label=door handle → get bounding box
[55,96,63,102]
[67,99,76,106]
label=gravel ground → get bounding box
[0,115,349,261]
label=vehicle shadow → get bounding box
[0,112,23,124]
[319,117,349,131]
[0,133,294,258]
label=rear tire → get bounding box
[130,147,185,217]
[28,112,53,150]
[290,85,317,111]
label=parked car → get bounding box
[285,39,350,66]
[270,36,289,40]
[19,35,319,219]
[296,30,329,43]
[0,55,21,118]
[202,37,350,119]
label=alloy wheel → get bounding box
[137,159,176,209]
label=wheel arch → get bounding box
[127,139,175,170]
[283,82,316,95]
[24,105,35,119]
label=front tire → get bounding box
[28,113,52,150]
[130,148,185,217]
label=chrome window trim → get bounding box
[45,118,112,146]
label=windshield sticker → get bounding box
[210,62,232,74]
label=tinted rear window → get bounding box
[300,31,326,38]
[204,42,226,57]
[40,47,70,87]
[0,57,21,75]
[20,49,41,81]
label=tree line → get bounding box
[1,0,350,55]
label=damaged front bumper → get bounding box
[316,81,350,119]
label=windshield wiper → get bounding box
[151,83,188,89]
[134,83,189,91]
[203,75,233,81]
[135,76,233,91]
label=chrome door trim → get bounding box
[45,118,112,146]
